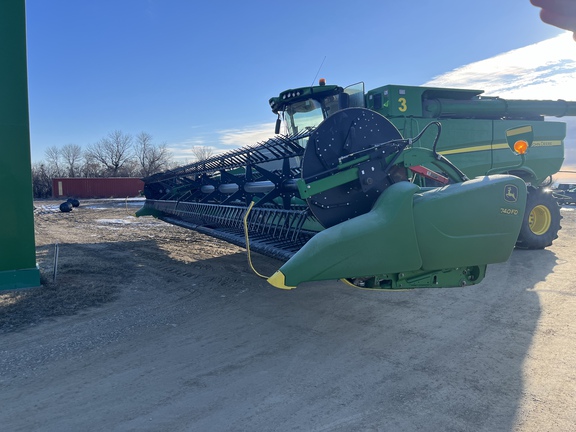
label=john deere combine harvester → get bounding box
[137,81,576,290]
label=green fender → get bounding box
[268,175,527,289]
[414,175,527,270]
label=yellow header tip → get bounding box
[267,271,296,290]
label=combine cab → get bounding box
[137,81,576,290]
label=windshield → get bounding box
[283,94,347,135]
[281,85,365,136]
[283,99,324,136]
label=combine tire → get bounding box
[516,189,561,249]
[59,202,73,213]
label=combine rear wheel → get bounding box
[516,188,561,249]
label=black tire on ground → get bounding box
[516,188,562,249]
[59,202,73,213]
[67,198,80,207]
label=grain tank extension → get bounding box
[137,82,576,290]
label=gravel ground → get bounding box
[0,200,575,431]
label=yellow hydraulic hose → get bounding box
[243,201,270,279]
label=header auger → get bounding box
[137,81,576,290]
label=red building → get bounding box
[52,178,144,199]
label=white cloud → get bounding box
[165,122,277,162]
[167,143,227,163]
[166,138,207,162]
[168,138,206,149]
[424,33,576,100]
[217,122,277,147]
[424,32,576,177]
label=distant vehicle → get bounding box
[553,184,576,205]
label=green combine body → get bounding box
[138,80,576,290]
[366,84,568,185]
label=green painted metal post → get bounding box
[0,0,41,290]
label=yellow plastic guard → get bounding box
[267,271,296,290]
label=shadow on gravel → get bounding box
[0,243,122,334]
[0,239,166,334]
[0,234,270,334]
[154,247,557,432]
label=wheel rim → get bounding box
[529,204,552,235]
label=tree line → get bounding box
[31,130,173,198]
[32,130,217,198]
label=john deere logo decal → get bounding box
[504,185,518,202]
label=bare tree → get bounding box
[31,162,54,198]
[190,145,215,161]
[134,132,171,177]
[118,158,139,177]
[60,143,83,177]
[44,145,64,177]
[85,130,133,177]
[80,152,103,177]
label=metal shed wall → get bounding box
[52,178,144,198]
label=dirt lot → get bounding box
[1,199,575,431]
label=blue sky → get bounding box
[25,0,568,163]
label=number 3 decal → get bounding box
[398,97,407,112]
